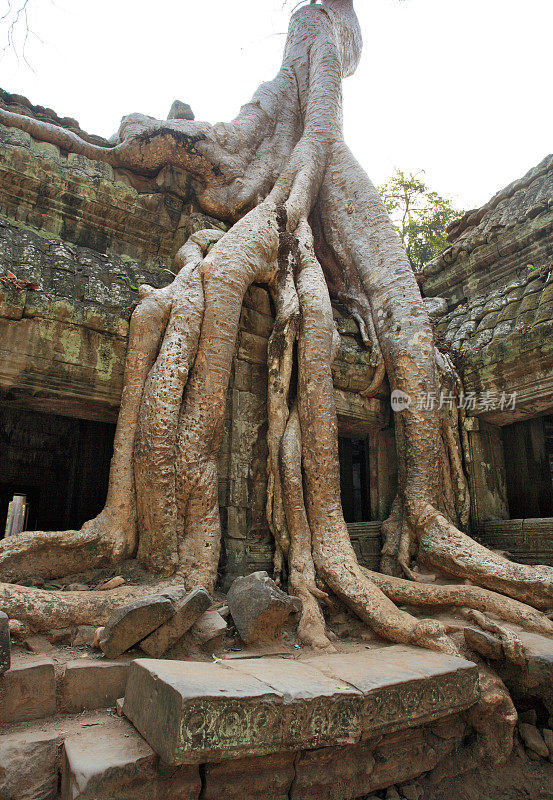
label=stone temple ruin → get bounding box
[0,75,552,800]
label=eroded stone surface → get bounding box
[227,571,301,643]
[0,726,61,800]
[99,594,175,658]
[305,646,479,737]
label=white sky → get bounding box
[1,0,552,212]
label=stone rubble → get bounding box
[140,586,212,657]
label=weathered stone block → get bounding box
[123,658,284,765]
[307,646,479,737]
[0,726,61,800]
[202,751,295,800]
[61,715,200,800]
[227,571,301,643]
[99,594,175,658]
[0,610,10,674]
[223,657,363,751]
[140,587,212,658]
[519,723,549,758]
[122,656,362,765]
[0,659,56,723]
[58,660,130,713]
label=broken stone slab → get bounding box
[0,659,57,723]
[61,713,200,800]
[222,657,363,751]
[227,571,301,643]
[99,594,175,658]
[0,610,10,674]
[492,629,553,717]
[123,658,288,765]
[140,587,212,658]
[122,648,478,766]
[463,626,503,660]
[519,723,549,758]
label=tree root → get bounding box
[0,577,180,633]
[360,567,553,637]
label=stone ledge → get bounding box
[122,648,479,766]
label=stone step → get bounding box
[122,645,479,766]
[61,714,200,800]
[0,656,131,724]
[0,702,470,800]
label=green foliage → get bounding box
[378,169,463,272]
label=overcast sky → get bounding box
[2,0,552,212]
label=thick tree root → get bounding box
[0,577,180,633]
[361,567,553,637]
[419,513,553,610]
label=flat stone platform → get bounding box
[122,645,479,765]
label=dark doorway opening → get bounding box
[0,406,115,539]
[338,437,371,523]
[502,414,553,519]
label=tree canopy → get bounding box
[379,168,463,272]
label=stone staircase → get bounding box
[0,644,483,800]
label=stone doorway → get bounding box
[501,414,553,520]
[0,405,115,539]
[338,436,371,523]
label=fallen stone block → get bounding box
[0,725,62,800]
[189,609,227,651]
[519,722,549,758]
[0,659,56,723]
[72,626,97,647]
[99,594,175,658]
[463,626,503,660]
[140,587,212,657]
[227,571,301,643]
[61,714,200,800]
[58,660,130,713]
[0,610,10,674]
